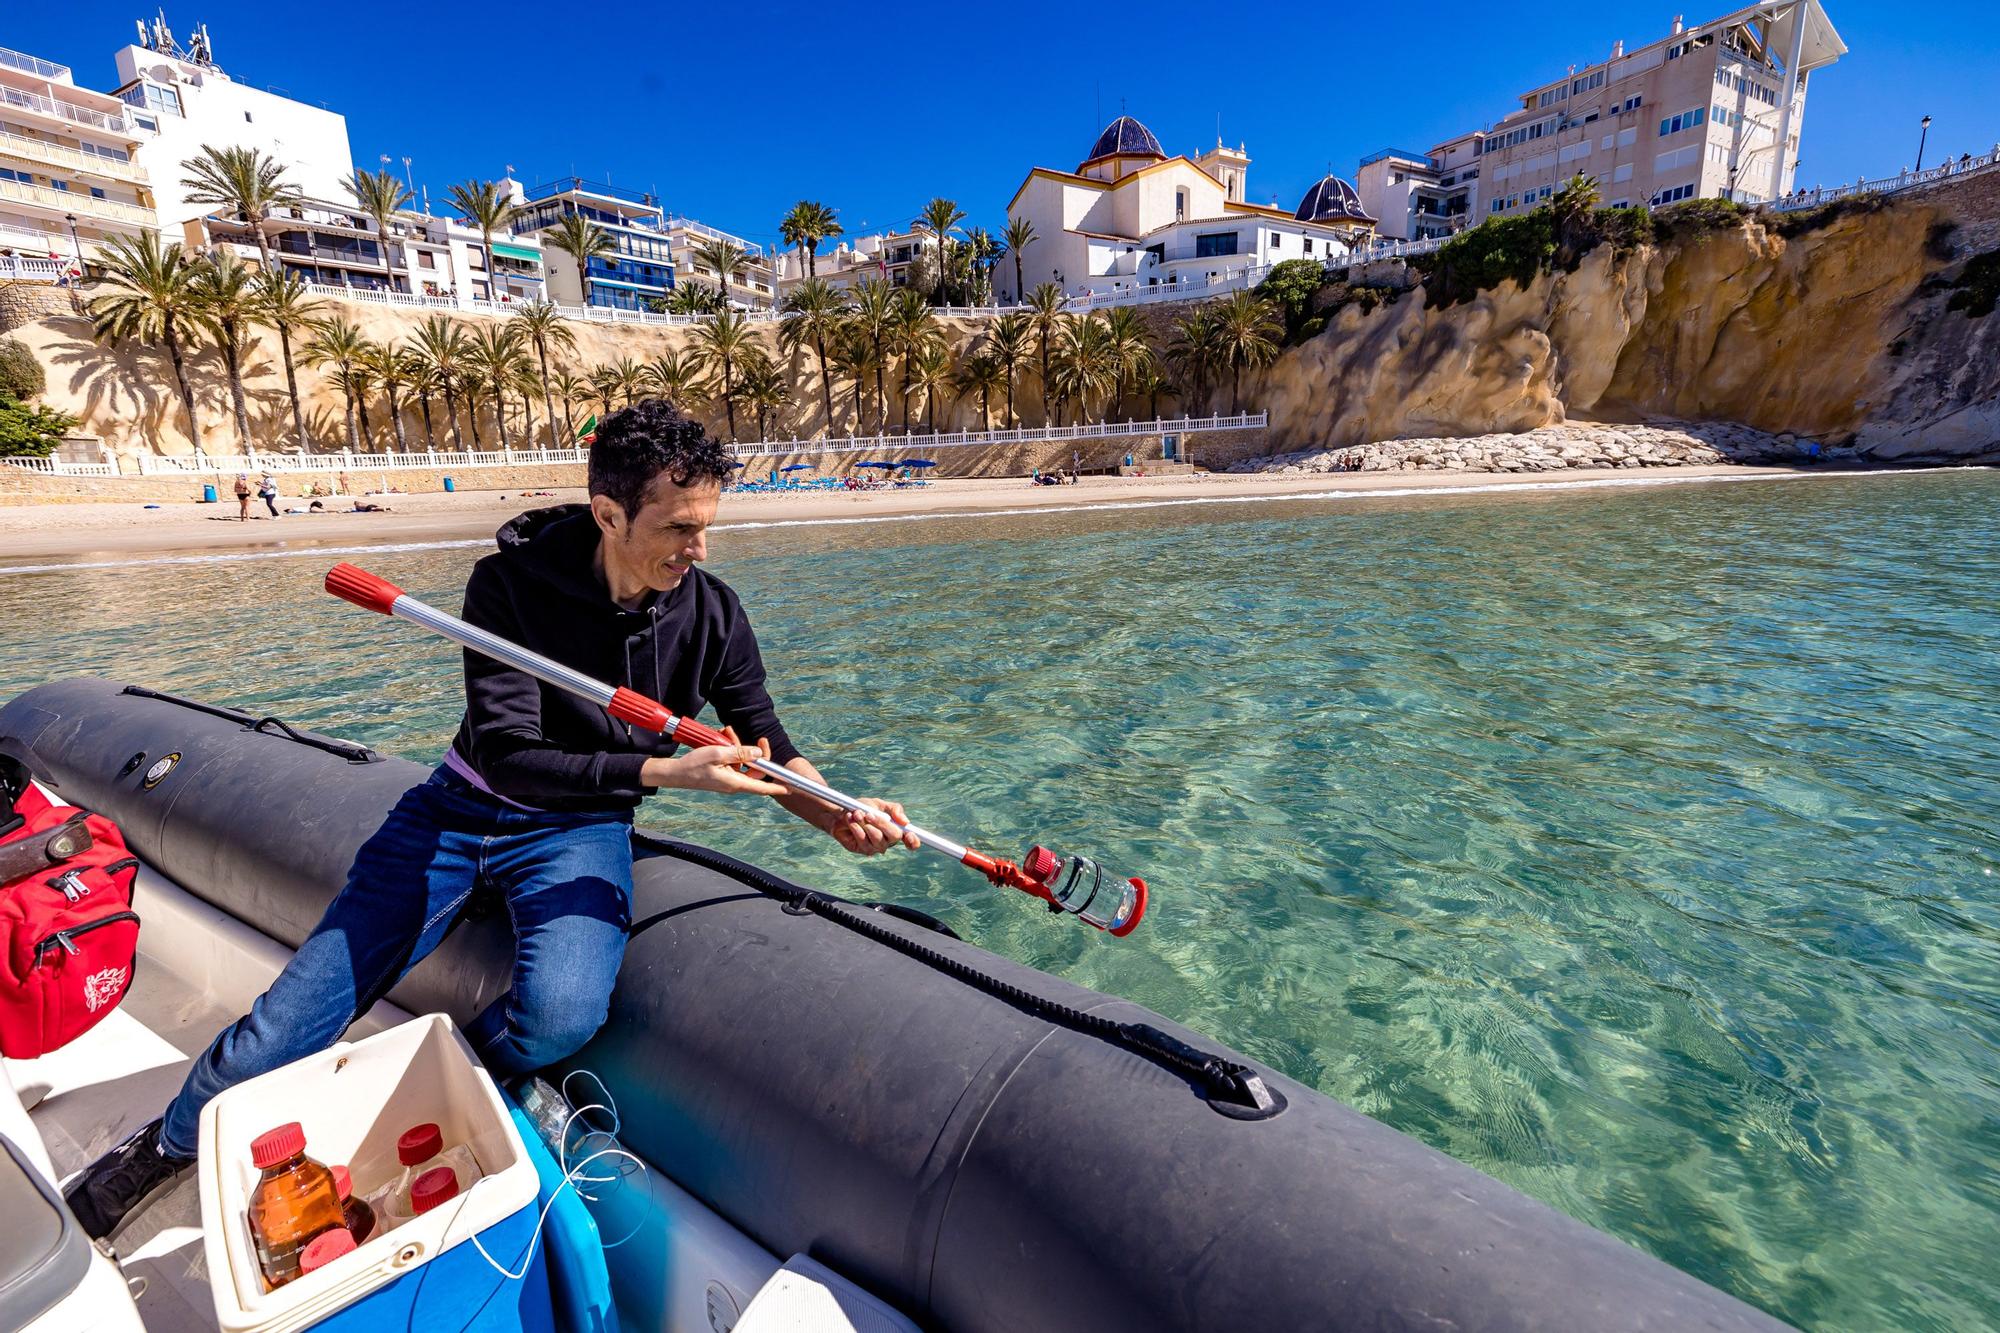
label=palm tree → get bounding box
[409,356,442,449]
[779,200,842,278]
[1024,282,1067,425]
[1003,216,1036,303]
[965,228,1001,306]
[455,369,487,446]
[447,179,519,303]
[907,342,953,433]
[1551,172,1602,264]
[690,310,757,440]
[179,145,301,272]
[1131,356,1168,421]
[409,315,472,449]
[690,238,750,308]
[543,213,615,308]
[607,356,648,409]
[1166,304,1222,416]
[1102,306,1153,420]
[914,198,968,306]
[778,277,851,434]
[643,349,699,412]
[549,366,591,441]
[953,351,1006,431]
[827,324,875,432]
[465,323,528,448]
[986,313,1032,428]
[887,288,939,432]
[738,352,791,442]
[1214,291,1283,413]
[513,299,576,445]
[88,232,204,452]
[302,315,370,452]
[359,340,415,452]
[252,270,323,450]
[1051,315,1118,424]
[343,365,378,448]
[187,250,260,452]
[846,278,896,432]
[342,166,413,292]
[666,281,723,316]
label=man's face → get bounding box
[593,475,721,594]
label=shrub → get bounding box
[1590,206,1656,254]
[1945,249,2000,319]
[1424,211,1556,307]
[0,395,75,457]
[1650,197,1748,243]
[1255,258,1331,344]
[0,337,41,401]
[1770,192,1888,239]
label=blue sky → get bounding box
[11,1,1996,251]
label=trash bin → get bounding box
[202,484,218,503]
[198,1014,551,1333]
[442,477,455,493]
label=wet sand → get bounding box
[0,465,1816,565]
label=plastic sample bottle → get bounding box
[328,1165,376,1245]
[298,1227,356,1278]
[409,1166,459,1216]
[374,1122,479,1227]
[246,1122,345,1289]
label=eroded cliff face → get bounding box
[1258,171,2000,460]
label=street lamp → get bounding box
[62,212,83,285]
[1916,115,1932,173]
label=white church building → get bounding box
[996,116,1375,303]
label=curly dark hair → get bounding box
[587,398,734,518]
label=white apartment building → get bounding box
[0,43,156,271]
[1355,133,1485,241]
[112,17,352,231]
[772,227,936,296]
[1477,1,1844,218]
[660,215,774,307]
[997,117,1374,303]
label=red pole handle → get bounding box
[325,563,405,616]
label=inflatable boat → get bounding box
[0,677,1789,1332]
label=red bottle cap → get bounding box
[250,1122,305,1169]
[299,1227,356,1275]
[409,1167,458,1215]
[396,1123,443,1166]
[1022,846,1062,886]
[330,1165,352,1202]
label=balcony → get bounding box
[0,177,152,227]
[274,242,386,269]
[0,84,130,135]
[0,47,70,82]
[0,129,148,185]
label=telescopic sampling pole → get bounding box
[324,563,1146,936]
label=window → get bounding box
[1491,198,1506,214]
[1303,238,1313,254]
[1652,183,1697,205]
[50,179,68,191]
[1175,187,1188,219]
[243,110,253,123]
[417,250,435,269]
[1193,232,1238,258]
[468,250,485,269]
[89,186,105,199]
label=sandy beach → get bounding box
[0,464,1823,565]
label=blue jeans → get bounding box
[160,767,634,1159]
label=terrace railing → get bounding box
[731,412,1268,459]
[2,455,116,477]
[1769,145,2000,211]
[132,446,589,475]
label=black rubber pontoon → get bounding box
[0,677,1788,1333]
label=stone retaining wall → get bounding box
[1231,421,1829,475]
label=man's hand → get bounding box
[825,798,921,857]
[641,742,788,796]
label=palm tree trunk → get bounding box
[721,363,737,442]
[1040,346,1051,425]
[356,392,374,451]
[900,365,912,433]
[1013,254,1023,303]
[1004,366,1015,427]
[814,333,834,433]
[341,390,359,453]
[482,228,496,303]
[419,392,436,448]
[873,354,886,434]
[981,385,992,429]
[1233,363,1242,414]
[379,215,398,292]
[386,382,407,452]
[535,341,558,446]
[493,390,512,450]
[445,386,464,450]
[850,378,862,428]
[277,323,307,449]
[222,327,251,451]
[162,319,202,454]
[520,389,536,446]
[467,394,482,448]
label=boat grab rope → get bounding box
[638,833,1285,1120]
[119,686,378,764]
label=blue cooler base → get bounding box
[307,1201,554,1332]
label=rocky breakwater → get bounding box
[1230,420,1824,475]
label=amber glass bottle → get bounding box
[246,1122,345,1289]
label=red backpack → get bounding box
[0,768,141,1059]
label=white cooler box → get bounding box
[196,1014,551,1333]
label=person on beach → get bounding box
[232,473,251,521]
[258,473,279,518]
[64,398,921,1242]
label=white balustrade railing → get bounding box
[730,413,1266,459]
[1770,145,2000,211]
[2,456,116,477]
[0,255,71,282]
[133,446,588,476]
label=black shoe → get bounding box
[61,1118,195,1241]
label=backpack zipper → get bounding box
[44,858,138,905]
[33,910,140,964]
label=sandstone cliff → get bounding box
[1257,169,2000,461]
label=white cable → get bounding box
[465,1144,643,1282]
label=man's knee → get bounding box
[506,966,619,1067]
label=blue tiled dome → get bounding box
[1084,116,1166,164]
[1295,175,1374,224]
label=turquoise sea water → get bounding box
[3,470,1997,1328]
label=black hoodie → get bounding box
[447,505,798,814]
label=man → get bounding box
[66,398,917,1240]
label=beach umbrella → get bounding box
[856,461,897,469]
[727,460,746,468]
[902,459,936,468]
[780,463,812,472]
